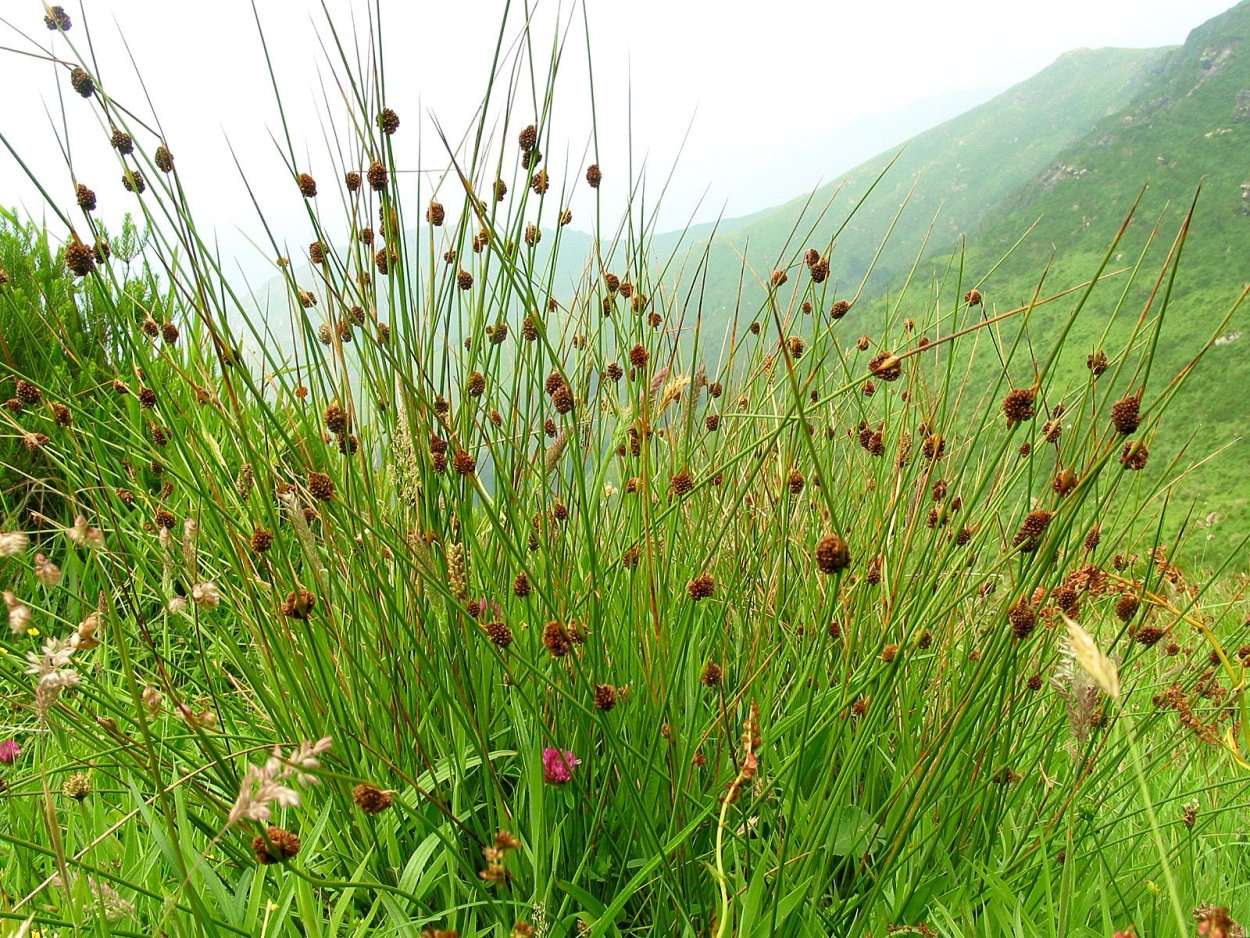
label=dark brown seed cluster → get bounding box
[1009,601,1036,640]
[65,236,96,277]
[250,528,274,553]
[1002,388,1036,424]
[298,173,317,198]
[377,107,400,135]
[593,683,618,711]
[367,160,388,191]
[687,573,715,600]
[1110,395,1141,435]
[122,170,145,194]
[353,783,393,814]
[670,468,694,497]
[1121,441,1149,471]
[629,344,648,369]
[1135,625,1165,647]
[69,66,94,98]
[830,299,851,320]
[1115,594,1139,623]
[531,170,549,195]
[345,170,361,192]
[700,660,723,687]
[964,288,982,306]
[586,163,602,188]
[76,183,96,211]
[16,380,42,406]
[281,588,317,620]
[1087,350,1108,376]
[483,620,513,648]
[155,145,174,173]
[815,533,850,574]
[452,449,476,475]
[1012,510,1052,552]
[457,270,473,291]
[253,827,301,864]
[542,620,571,658]
[868,352,901,382]
[427,201,445,226]
[308,471,335,501]
[110,130,134,155]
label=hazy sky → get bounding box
[0,0,1236,281]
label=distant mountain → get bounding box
[658,44,1165,327]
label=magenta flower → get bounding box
[542,747,580,785]
[0,739,20,764]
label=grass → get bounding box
[1,3,1250,936]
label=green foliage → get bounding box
[0,4,1248,938]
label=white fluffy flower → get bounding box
[0,530,29,557]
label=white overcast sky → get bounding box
[0,0,1236,281]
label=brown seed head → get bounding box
[354,783,393,814]
[542,620,572,658]
[297,173,317,197]
[1002,388,1036,424]
[377,107,400,135]
[815,533,851,574]
[586,163,602,188]
[69,66,94,98]
[253,826,301,864]
[1110,396,1141,435]
[687,572,715,600]
[593,683,618,711]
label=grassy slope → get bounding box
[951,0,1250,564]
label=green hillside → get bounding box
[948,0,1250,563]
[661,44,1164,325]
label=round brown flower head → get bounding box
[1008,601,1036,639]
[1135,625,1165,647]
[161,321,179,345]
[964,288,982,306]
[317,323,333,345]
[281,588,317,619]
[110,129,134,155]
[297,173,317,197]
[154,144,174,173]
[1002,388,1036,424]
[787,469,805,495]
[551,384,574,415]
[452,448,476,476]
[786,336,806,360]
[558,208,573,227]
[1115,594,1140,623]
[1121,440,1149,471]
[868,351,902,381]
[586,163,602,188]
[69,66,94,97]
[881,643,899,663]
[922,434,946,460]
[1052,468,1078,497]
[815,533,851,574]
[542,620,572,658]
[253,826,301,864]
[1087,350,1108,376]
[45,6,72,30]
[345,170,361,192]
[830,299,851,320]
[855,335,870,351]
[518,124,538,151]
[149,423,169,447]
[137,386,157,409]
[154,508,175,531]
[456,269,473,291]
[493,178,508,202]
[1012,509,1052,552]
[1110,395,1141,435]
[593,683,618,711]
[466,372,486,398]
[51,402,72,427]
[670,468,694,497]
[479,619,513,648]
[354,782,393,814]
[250,528,273,553]
[531,170,549,195]
[15,380,42,406]
[308,471,335,501]
[374,247,396,275]
[700,661,723,687]
[377,107,400,135]
[367,159,388,191]
[427,200,445,226]
[510,572,531,598]
[64,236,96,277]
[524,223,541,246]
[687,572,715,600]
[323,402,348,435]
[74,183,97,212]
[21,431,49,451]
[629,343,649,369]
[705,413,721,432]
[119,168,146,193]
[770,269,788,288]
[810,258,829,283]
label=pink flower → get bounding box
[0,739,20,764]
[542,747,580,785]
